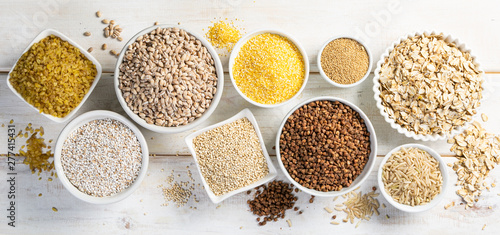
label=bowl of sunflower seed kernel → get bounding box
[373,31,483,141]
[115,25,224,133]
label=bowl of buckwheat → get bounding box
[276,96,377,197]
[373,31,483,141]
[114,25,224,133]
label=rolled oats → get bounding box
[449,121,500,208]
[379,33,483,136]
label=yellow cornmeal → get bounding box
[205,20,242,53]
[9,35,97,118]
[232,33,305,105]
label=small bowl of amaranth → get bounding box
[317,36,372,88]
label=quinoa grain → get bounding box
[192,118,268,196]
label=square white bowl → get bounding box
[185,108,277,203]
[6,29,102,123]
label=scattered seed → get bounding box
[87,47,93,53]
[386,214,390,219]
[482,224,486,230]
[52,207,58,212]
[481,113,488,122]
[102,19,109,24]
[330,221,339,225]
[110,50,118,56]
[324,207,333,213]
[83,31,91,36]
[96,11,101,17]
[110,20,115,25]
[154,21,159,25]
[102,43,107,50]
[38,193,42,197]
[286,219,292,227]
[355,220,361,228]
[382,203,386,208]
[117,36,123,41]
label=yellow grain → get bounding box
[233,33,305,105]
[205,20,242,52]
[9,35,97,118]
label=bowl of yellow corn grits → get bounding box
[229,29,309,108]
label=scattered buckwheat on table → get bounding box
[61,118,142,197]
[192,117,269,196]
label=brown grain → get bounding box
[320,38,369,85]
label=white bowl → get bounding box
[6,29,102,123]
[185,108,278,203]
[114,25,224,134]
[54,110,149,204]
[317,36,372,88]
[228,29,309,108]
[275,96,377,197]
[377,144,449,213]
[373,31,483,141]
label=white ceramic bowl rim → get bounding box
[377,143,449,213]
[114,24,224,134]
[54,110,149,204]
[372,31,484,141]
[228,29,310,108]
[317,35,373,88]
[6,28,102,123]
[275,96,378,197]
[185,108,278,203]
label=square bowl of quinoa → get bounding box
[185,108,277,203]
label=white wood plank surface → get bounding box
[2,0,500,234]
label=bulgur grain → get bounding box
[9,35,97,117]
[232,33,305,105]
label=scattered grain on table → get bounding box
[448,121,500,208]
[205,19,244,56]
[248,180,298,226]
[16,124,55,176]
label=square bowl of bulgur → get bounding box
[185,108,277,203]
[6,29,102,123]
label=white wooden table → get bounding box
[1,0,500,234]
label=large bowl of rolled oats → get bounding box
[373,31,483,141]
[114,25,224,134]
